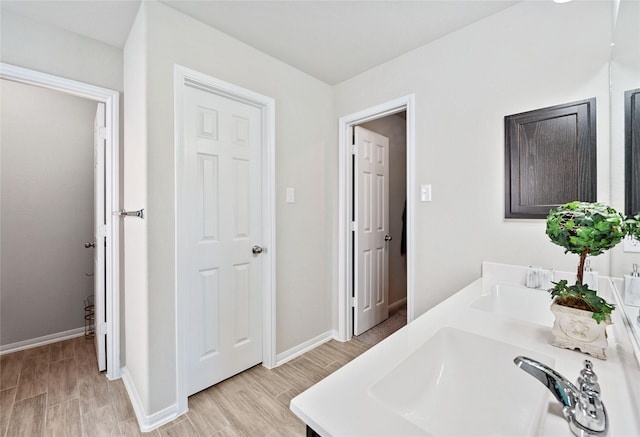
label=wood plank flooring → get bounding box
[0,336,370,436]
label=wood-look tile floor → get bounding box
[0,336,370,436]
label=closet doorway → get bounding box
[337,95,415,341]
[0,63,121,379]
[351,118,407,338]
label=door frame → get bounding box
[174,65,276,414]
[0,62,121,379]
[337,95,415,341]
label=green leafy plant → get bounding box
[546,201,626,323]
[625,213,640,241]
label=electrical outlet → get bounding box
[623,235,640,253]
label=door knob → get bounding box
[84,242,96,248]
[252,245,264,254]
[384,235,392,241]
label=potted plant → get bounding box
[545,201,626,359]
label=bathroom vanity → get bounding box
[290,262,640,436]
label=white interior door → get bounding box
[183,84,263,396]
[93,102,107,371]
[354,126,390,336]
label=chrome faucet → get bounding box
[514,356,608,437]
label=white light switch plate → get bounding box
[624,235,640,253]
[286,187,295,203]
[420,184,432,202]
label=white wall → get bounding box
[1,80,96,345]
[122,3,150,412]
[124,1,334,416]
[333,0,612,316]
[0,9,123,92]
[360,114,407,306]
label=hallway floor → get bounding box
[0,336,370,436]
[354,304,407,346]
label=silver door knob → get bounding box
[252,245,264,254]
[84,242,96,248]
[384,235,392,241]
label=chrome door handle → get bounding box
[252,245,264,254]
[84,242,96,248]
[117,208,145,219]
[384,235,392,242]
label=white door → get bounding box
[183,84,263,396]
[93,103,107,371]
[354,126,390,336]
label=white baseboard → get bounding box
[0,327,86,355]
[274,330,335,366]
[389,297,407,312]
[121,367,183,432]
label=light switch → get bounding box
[286,187,295,203]
[420,184,432,202]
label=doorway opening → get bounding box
[352,114,407,343]
[337,95,416,342]
[0,63,120,379]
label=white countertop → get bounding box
[611,277,640,367]
[290,264,640,436]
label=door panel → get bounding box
[201,269,220,357]
[354,126,390,336]
[184,85,263,396]
[93,103,106,371]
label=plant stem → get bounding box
[577,248,589,284]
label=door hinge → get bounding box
[98,126,107,141]
[99,224,108,238]
[351,221,357,232]
[99,323,108,335]
[352,144,357,155]
[351,296,357,307]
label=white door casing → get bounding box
[337,95,415,342]
[175,66,276,407]
[354,127,390,336]
[94,103,107,371]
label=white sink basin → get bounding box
[471,283,555,326]
[368,327,553,436]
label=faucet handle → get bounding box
[514,356,608,436]
[577,360,601,394]
[573,360,607,435]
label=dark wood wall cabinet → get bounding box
[504,98,597,219]
[625,88,640,217]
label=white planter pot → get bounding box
[550,301,612,360]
